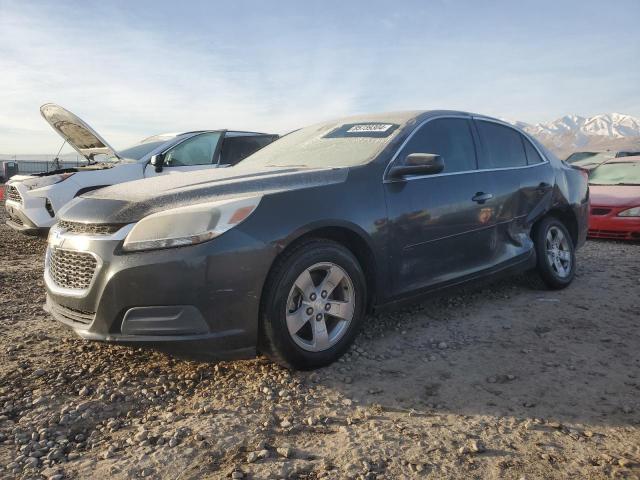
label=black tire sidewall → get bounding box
[534,217,576,289]
[263,242,366,370]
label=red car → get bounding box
[588,156,640,240]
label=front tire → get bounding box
[531,216,576,289]
[259,239,367,370]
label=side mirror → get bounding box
[150,153,165,173]
[388,153,444,179]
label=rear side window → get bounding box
[523,137,544,165]
[220,135,276,166]
[476,121,527,169]
[399,118,477,173]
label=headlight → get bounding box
[122,195,262,252]
[618,206,640,217]
[23,173,75,190]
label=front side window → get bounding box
[164,132,221,167]
[398,118,477,173]
[476,121,527,169]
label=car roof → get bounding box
[177,130,274,137]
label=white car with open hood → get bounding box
[4,103,278,233]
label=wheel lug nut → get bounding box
[310,293,317,301]
[324,303,331,311]
[316,313,323,321]
[321,290,328,298]
[306,307,313,315]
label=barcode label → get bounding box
[346,124,394,133]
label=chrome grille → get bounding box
[6,185,22,204]
[57,220,124,236]
[48,248,98,290]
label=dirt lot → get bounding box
[0,207,639,480]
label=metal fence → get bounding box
[1,158,85,177]
[13,159,84,175]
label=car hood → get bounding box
[58,164,349,224]
[589,184,640,207]
[40,103,121,161]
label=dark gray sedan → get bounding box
[44,110,589,369]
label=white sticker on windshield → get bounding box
[346,124,394,133]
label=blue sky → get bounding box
[1,0,639,154]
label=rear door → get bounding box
[384,117,499,296]
[473,119,552,263]
[144,132,223,177]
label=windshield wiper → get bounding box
[614,182,640,186]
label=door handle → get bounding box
[472,192,493,204]
[536,182,551,191]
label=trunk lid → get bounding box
[40,103,121,161]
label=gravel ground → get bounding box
[0,206,639,480]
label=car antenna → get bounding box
[50,139,67,171]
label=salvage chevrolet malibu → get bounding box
[44,110,589,369]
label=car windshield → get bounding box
[589,161,640,185]
[240,119,404,168]
[100,139,173,164]
[566,152,614,166]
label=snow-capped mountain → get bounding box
[515,113,640,159]
[521,113,640,139]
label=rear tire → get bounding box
[259,239,366,370]
[531,216,576,289]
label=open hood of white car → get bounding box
[40,103,121,161]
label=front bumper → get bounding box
[44,225,276,359]
[588,208,640,241]
[4,182,56,232]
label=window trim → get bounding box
[383,115,549,183]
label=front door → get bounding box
[384,117,499,296]
[144,132,223,177]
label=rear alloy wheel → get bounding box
[259,240,366,370]
[532,216,576,289]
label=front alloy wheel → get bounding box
[259,239,366,370]
[286,262,355,352]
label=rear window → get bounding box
[476,120,527,169]
[220,136,277,166]
[523,137,544,165]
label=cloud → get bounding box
[0,1,378,154]
[1,0,638,154]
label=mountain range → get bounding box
[514,113,640,159]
